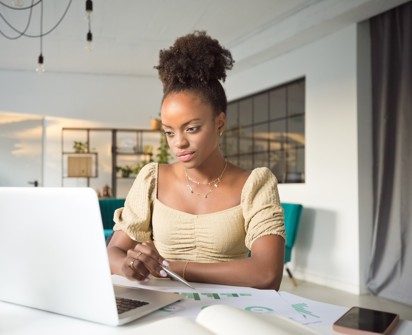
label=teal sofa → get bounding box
[98,198,125,240]
[281,202,303,286]
[281,203,303,264]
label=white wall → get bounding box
[0,70,164,188]
[0,24,372,294]
[226,24,372,294]
[0,70,163,125]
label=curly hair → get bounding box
[154,31,234,115]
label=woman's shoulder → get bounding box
[228,163,250,178]
[157,162,181,190]
[223,163,250,192]
[222,163,277,195]
[241,166,278,195]
[157,161,179,178]
[249,166,276,181]
[138,161,158,178]
[228,164,275,182]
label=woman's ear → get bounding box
[216,112,226,136]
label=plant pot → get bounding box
[150,118,161,130]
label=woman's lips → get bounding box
[177,152,194,162]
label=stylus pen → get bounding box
[160,265,196,290]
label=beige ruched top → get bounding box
[113,162,285,263]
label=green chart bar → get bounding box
[292,303,320,318]
[179,292,253,300]
[180,292,201,301]
[201,293,221,300]
[220,293,239,298]
[219,293,251,297]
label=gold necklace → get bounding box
[184,161,228,199]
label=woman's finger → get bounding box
[133,242,168,277]
[125,250,149,281]
[136,241,163,262]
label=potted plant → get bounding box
[143,144,153,154]
[116,165,133,178]
[156,133,172,163]
[73,141,88,153]
[150,118,161,131]
[131,160,149,176]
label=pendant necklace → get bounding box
[184,160,228,199]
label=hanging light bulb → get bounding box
[35,54,45,73]
[3,1,90,72]
[36,2,45,73]
[85,30,93,51]
[85,0,94,51]
[85,0,93,19]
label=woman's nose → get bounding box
[174,133,189,148]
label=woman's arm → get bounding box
[168,234,285,290]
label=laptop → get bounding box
[0,187,181,326]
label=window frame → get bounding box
[222,78,305,183]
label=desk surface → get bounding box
[1,276,411,335]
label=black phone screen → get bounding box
[334,307,399,333]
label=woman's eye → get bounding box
[163,130,174,137]
[186,126,200,133]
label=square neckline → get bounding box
[152,162,258,216]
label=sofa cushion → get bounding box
[98,198,125,239]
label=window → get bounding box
[222,78,305,183]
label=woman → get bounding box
[107,31,285,290]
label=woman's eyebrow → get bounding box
[162,119,202,129]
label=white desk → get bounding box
[1,276,411,335]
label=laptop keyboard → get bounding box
[116,297,149,314]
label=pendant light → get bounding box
[0,0,94,72]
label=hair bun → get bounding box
[155,31,234,90]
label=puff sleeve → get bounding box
[241,167,285,250]
[112,162,158,242]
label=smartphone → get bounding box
[333,306,399,335]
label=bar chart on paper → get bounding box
[292,302,320,319]
[179,292,252,301]
[152,289,300,321]
[279,291,348,326]
[110,275,348,327]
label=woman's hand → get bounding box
[107,232,171,282]
[122,241,170,281]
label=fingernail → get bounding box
[160,270,167,277]
[162,260,170,267]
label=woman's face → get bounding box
[160,91,225,168]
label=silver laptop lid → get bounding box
[0,187,119,325]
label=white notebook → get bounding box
[134,304,322,335]
[0,187,181,326]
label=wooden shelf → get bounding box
[61,128,161,197]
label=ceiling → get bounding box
[0,0,409,77]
